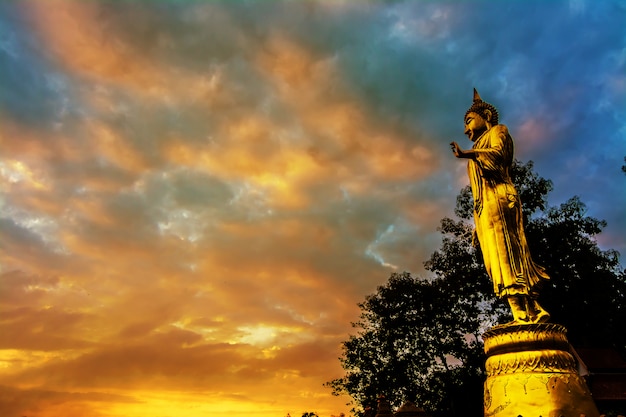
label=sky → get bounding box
[0,1,625,416]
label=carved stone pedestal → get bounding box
[483,323,599,417]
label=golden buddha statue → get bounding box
[450,89,550,324]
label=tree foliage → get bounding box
[327,160,626,416]
[528,196,626,349]
[325,271,487,415]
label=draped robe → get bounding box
[467,124,549,297]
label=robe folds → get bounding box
[467,124,549,297]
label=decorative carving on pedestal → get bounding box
[484,323,575,376]
[483,323,600,417]
[484,323,570,356]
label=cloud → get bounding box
[0,1,624,416]
[0,385,138,417]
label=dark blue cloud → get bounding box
[0,3,72,128]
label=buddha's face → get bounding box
[464,111,488,142]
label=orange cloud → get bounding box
[83,120,150,174]
[516,116,550,153]
[0,9,440,417]
[256,34,440,183]
[24,1,164,91]
[0,385,136,417]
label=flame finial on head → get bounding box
[473,88,482,103]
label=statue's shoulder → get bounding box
[491,124,510,138]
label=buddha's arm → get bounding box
[450,141,476,159]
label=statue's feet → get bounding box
[505,311,549,325]
[507,296,531,324]
[533,311,551,323]
[529,299,550,323]
[509,316,531,325]
[504,319,529,326]
[532,310,550,323]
